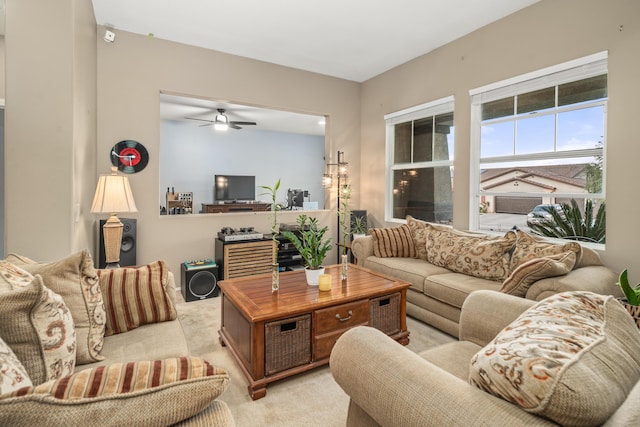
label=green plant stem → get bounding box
[259,179,281,264]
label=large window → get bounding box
[385,97,454,223]
[470,52,607,244]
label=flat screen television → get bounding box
[214,175,256,202]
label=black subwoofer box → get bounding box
[180,260,220,302]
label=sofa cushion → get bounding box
[97,261,177,336]
[0,262,76,384]
[426,227,515,281]
[79,319,190,371]
[363,256,450,293]
[0,356,230,427]
[0,336,33,396]
[509,230,582,272]
[22,250,106,365]
[424,273,502,309]
[469,291,640,427]
[369,225,416,258]
[500,251,577,297]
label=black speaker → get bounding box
[180,260,219,302]
[98,218,137,269]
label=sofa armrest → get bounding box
[330,327,556,427]
[526,265,621,302]
[351,235,374,267]
[458,290,535,347]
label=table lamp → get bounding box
[91,167,138,268]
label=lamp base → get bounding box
[102,213,123,266]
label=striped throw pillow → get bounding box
[1,357,230,426]
[370,225,416,258]
[98,261,177,336]
[501,251,577,297]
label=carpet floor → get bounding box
[175,291,455,427]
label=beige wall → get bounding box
[6,0,639,284]
[359,0,640,278]
[5,0,96,260]
[96,31,360,274]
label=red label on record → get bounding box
[118,147,141,166]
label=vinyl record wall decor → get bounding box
[110,140,149,174]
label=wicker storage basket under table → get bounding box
[265,314,312,375]
[369,292,401,335]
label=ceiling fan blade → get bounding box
[185,117,214,123]
[230,121,257,126]
[199,123,214,127]
[229,124,242,130]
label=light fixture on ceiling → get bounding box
[214,111,229,131]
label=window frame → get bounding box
[384,96,455,223]
[469,51,608,245]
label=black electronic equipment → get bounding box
[214,175,256,202]
[287,188,306,209]
[180,259,219,302]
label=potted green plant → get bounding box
[281,214,332,286]
[616,269,640,328]
[259,179,281,292]
[351,215,368,241]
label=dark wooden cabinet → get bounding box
[201,203,270,213]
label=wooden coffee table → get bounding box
[218,263,410,399]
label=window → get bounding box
[384,97,454,223]
[470,52,607,244]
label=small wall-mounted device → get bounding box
[104,30,116,43]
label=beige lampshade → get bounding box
[91,167,138,214]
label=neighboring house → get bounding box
[480,165,588,214]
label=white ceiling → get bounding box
[91,0,539,134]
[92,0,539,83]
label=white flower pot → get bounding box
[304,266,325,286]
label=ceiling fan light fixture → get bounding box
[214,112,229,131]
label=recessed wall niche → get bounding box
[159,93,326,214]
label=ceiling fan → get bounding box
[185,108,257,130]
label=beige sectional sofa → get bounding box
[331,290,640,426]
[0,250,234,427]
[351,217,620,337]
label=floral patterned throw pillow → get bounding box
[469,291,640,426]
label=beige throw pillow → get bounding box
[405,215,429,260]
[0,357,230,426]
[369,225,416,258]
[425,227,516,281]
[469,291,640,427]
[509,230,582,272]
[500,251,577,297]
[0,336,33,396]
[97,261,177,336]
[0,262,76,385]
[22,250,105,365]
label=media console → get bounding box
[201,202,271,213]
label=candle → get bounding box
[318,274,332,291]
